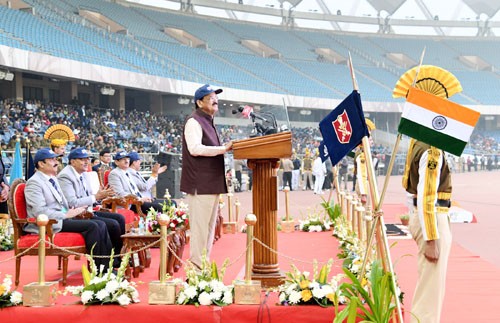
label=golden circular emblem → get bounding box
[428,159,438,170]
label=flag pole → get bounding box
[348,52,403,323]
[376,46,426,210]
[25,138,30,180]
[360,47,427,279]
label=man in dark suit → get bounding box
[24,148,113,270]
[58,147,125,266]
[92,148,113,172]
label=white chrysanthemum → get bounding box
[90,276,105,285]
[302,271,310,279]
[222,291,232,305]
[279,292,286,303]
[10,291,22,304]
[96,289,110,301]
[184,285,197,299]
[285,283,297,294]
[309,281,320,290]
[117,294,131,306]
[312,286,326,299]
[288,290,302,304]
[210,280,225,293]
[324,222,331,230]
[119,280,130,289]
[210,291,222,301]
[177,292,186,304]
[66,285,84,296]
[322,285,334,296]
[198,291,212,306]
[131,289,140,302]
[105,280,119,294]
[198,280,208,290]
[81,290,94,304]
[350,262,360,274]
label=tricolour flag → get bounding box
[319,90,369,166]
[398,87,480,156]
[9,141,23,185]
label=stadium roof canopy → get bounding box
[127,0,500,36]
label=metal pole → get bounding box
[245,214,257,284]
[37,214,49,285]
[158,214,170,283]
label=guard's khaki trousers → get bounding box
[409,207,452,323]
[187,193,219,268]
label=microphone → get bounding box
[235,105,268,122]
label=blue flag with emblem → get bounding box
[319,90,369,166]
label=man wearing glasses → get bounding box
[58,147,125,268]
[181,84,232,269]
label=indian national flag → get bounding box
[398,87,480,156]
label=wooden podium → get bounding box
[233,131,292,287]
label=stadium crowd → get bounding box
[0,98,498,175]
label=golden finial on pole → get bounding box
[149,213,176,304]
[23,214,58,307]
[234,213,261,304]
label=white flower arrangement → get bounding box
[176,251,233,306]
[64,252,139,306]
[278,260,345,307]
[0,219,13,251]
[0,273,22,308]
[299,214,332,232]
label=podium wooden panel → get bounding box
[233,132,292,287]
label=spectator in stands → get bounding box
[24,148,113,271]
[180,84,232,269]
[108,151,164,213]
[57,147,125,267]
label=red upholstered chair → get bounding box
[7,179,87,286]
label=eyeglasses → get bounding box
[203,95,218,102]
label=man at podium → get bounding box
[180,84,233,269]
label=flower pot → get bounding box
[400,218,409,226]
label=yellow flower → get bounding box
[299,279,310,289]
[326,293,336,303]
[301,289,312,302]
[0,285,5,295]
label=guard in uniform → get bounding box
[395,65,460,323]
[44,125,75,173]
[402,139,452,323]
[354,119,376,205]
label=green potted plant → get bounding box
[399,214,410,226]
